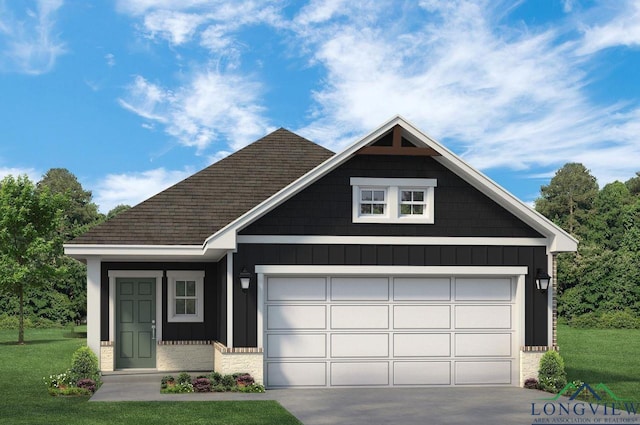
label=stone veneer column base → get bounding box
[520,346,558,387]
[213,342,264,384]
[100,341,114,372]
[157,341,214,371]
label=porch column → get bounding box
[226,252,234,348]
[86,256,101,357]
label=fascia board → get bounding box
[63,243,226,261]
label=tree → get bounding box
[535,163,598,236]
[0,175,66,343]
[588,181,632,249]
[625,171,640,196]
[106,204,131,220]
[37,168,102,239]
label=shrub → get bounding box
[70,346,100,384]
[212,383,227,392]
[523,378,539,389]
[238,383,265,393]
[570,312,600,328]
[161,381,194,394]
[235,374,255,387]
[538,350,567,393]
[193,377,212,392]
[599,310,640,329]
[161,375,175,389]
[77,379,97,393]
[177,372,192,385]
[209,371,222,384]
[220,374,236,390]
[43,372,72,389]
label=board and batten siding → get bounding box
[240,155,543,238]
[232,244,548,348]
[100,261,224,342]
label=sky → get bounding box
[1,0,639,213]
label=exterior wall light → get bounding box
[535,269,551,293]
[239,268,251,292]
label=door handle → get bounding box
[151,320,156,340]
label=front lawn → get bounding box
[558,323,640,400]
[0,328,301,425]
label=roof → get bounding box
[68,128,334,245]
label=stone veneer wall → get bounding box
[157,341,214,371]
[213,342,263,384]
[100,341,114,372]
[520,346,558,387]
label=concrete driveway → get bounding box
[92,374,628,425]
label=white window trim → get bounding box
[351,177,437,224]
[167,270,205,323]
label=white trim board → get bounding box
[239,235,548,247]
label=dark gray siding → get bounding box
[240,155,542,238]
[232,244,548,347]
[100,261,222,342]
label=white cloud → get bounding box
[289,0,640,187]
[0,166,40,183]
[142,10,206,45]
[0,0,66,75]
[578,1,640,54]
[94,167,193,213]
[119,70,271,152]
[105,53,115,67]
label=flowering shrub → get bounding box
[77,379,97,393]
[523,378,539,389]
[193,377,212,392]
[235,374,255,387]
[43,372,71,389]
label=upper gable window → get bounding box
[351,178,437,224]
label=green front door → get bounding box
[116,277,156,369]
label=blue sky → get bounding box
[1,0,639,212]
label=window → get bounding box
[400,190,426,216]
[351,178,437,224]
[167,271,204,322]
[360,189,386,215]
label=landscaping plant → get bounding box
[538,350,567,393]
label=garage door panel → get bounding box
[331,277,389,301]
[394,361,451,385]
[455,361,512,385]
[331,305,389,329]
[455,305,511,329]
[267,305,326,330]
[331,334,389,357]
[394,333,450,357]
[265,274,519,388]
[267,334,326,358]
[393,278,451,300]
[331,362,389,386]
[455,333,512,357]
[455,278,511,301]
[394,305,450,329]
[267,277,326,301]
[267,362,327,387]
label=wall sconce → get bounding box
[239,268,251,292]
[535,269,551,293]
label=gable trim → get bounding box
[238,235,549,249]
[204,116,577,254]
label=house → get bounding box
[64,116,577,387]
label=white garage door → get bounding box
[264,275,520,387]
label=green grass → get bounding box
[0,329,301,425]
[558,323,640,400]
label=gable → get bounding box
[240,154,543,238]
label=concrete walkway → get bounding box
[92,373,633,425]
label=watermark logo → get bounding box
[530,382,639,423]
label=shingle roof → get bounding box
[69,128,335,245]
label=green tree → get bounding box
[588,181,632,249]
[106,204,131,220]
[37,168,102,239]
[535,163,598,236]
[625,171,640,196]
[0,175,66,343]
